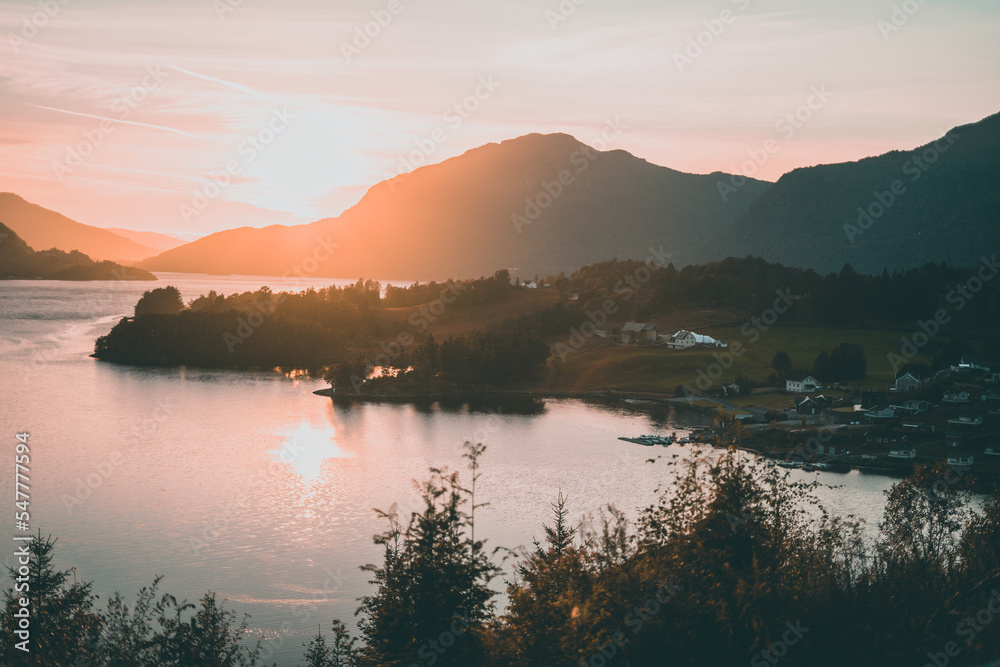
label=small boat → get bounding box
[984,448,1000,456]
[618,434,676,446]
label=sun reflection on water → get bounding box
[270,423,350,482]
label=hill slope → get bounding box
[0,222,156,280]
[0,193,158,262]
[106,228,187,253]
[691,113,1000,274]
[143,133,771,280]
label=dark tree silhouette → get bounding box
[135,286,184,317]
[771,350,793,377]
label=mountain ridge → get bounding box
[0,193,159,262]
[142,132,771,280]
[687,112,1000,274]
[0,222,156,281]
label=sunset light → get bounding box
[2,1,999,665]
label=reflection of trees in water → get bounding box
[331,394,547,416]
[583,398,713,431]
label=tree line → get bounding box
[540,256,999,338]
[4,431,999,666]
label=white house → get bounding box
[786,376,821,393]
[663,330,728,350]
[664,330,697,349]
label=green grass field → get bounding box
[540,325,937,396]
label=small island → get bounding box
[0,222,155,281]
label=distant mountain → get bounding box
[106,228,187,254]
[0,222,156,280]
[0,193,158,262]
[690,113,1000,274]
[142,133,771,280]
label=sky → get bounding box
[0,0,998,237]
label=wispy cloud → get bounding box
[27,104,234,145]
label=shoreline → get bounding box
[313,387,1000,485]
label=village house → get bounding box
[864,406,895,422]
[942,390,971,404]
[860,391,888,409]
[955,356,991,373]
[891,398,932,415]
[786,375,821,393]
[891,373,921,393]
[796,395,832,415]
[947,415,983,432]
[595,324,622,342]
[661,330,728,350]
[621,322,657,345]
[817,443,851,457]
[664,330,697,349]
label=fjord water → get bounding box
[0,275,895,664]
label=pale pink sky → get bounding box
[1,0,998,236]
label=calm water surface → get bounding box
[0,274,897,664]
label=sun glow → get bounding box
[271,422,350,482]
